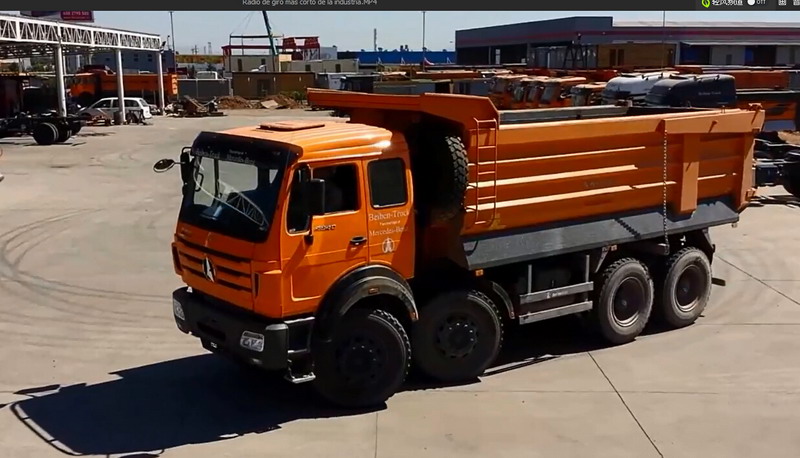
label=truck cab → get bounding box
[538,76,588,108]
[570,82,607,107]
[601,71,678,105]
[489,74,527,109]
[167,120,417,400]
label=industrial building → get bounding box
[91,50,176,74]
[337,50,456,65]
[455,17,800,68]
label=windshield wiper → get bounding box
[192,163,269,231]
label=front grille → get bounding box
[175,241,253,307]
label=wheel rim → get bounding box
[335,334,384,385]
[613,277,645,327]
[435,314,479,359]
[675,264,705,312]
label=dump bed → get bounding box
[308,89,765,267]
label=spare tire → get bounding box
[32,122,58,145]
[413,133,469,225]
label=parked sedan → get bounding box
[79,97,153,120]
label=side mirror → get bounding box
[153,158,176,173]
[306,178,326,216]
[297,166,312,184]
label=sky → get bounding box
[2,10,797,54]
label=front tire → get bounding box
[593,258,654,345]
[313,309,410,408]
[412,290,503,382]
[654,247,712,329]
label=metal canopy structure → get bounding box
[0,13,162,58]
[0,13,164,119]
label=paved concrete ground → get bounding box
[1,111,799,457]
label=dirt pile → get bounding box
[217,96,262,110]
[263,94,302,109]
[779,131,800,145]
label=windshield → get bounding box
[541,84,559,104]
[527,86,541,102]
[179,133,290,242]
[645,85,670,106]
[513,85,525,102]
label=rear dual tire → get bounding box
[592,258,654,345]
[32,122,58,145]
[654,248,712,329]
[592,249,712,345]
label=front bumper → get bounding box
[172,287,312,370]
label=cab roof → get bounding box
[218,121,393,157]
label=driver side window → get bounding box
[287,169,310,233]
[285,163,360,234]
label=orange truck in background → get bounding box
[570,82,608,106]
[156,89,765,408]
[508,76,549,109]
[488,74,528,109]
[537,76,588,108]
[70,71,178,107]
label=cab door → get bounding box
[280,161,369,316]
[364,156,415,279]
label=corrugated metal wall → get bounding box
[177,79,232,102]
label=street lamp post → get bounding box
[422,11,426,71]
[169,11,176,55]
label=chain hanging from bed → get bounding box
[661,127,670,256]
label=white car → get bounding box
[80,97,153,120]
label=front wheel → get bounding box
[313,309,410,408]
[592,258,654,345]
[412,290,503,382]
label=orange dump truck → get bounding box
[70,72,178,106]
[157,89,764,408]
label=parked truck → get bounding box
[70,70,178,107]
[155,89,765,408]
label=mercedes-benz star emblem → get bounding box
[202,257,215,282]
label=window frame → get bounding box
[284,162,362,235]
[367,158,408,209]
[286,168,311,234]
[312,162,361,215]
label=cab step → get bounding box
[284,371,316,384]
[284,359,316,384]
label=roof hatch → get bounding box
[259,121,326,131]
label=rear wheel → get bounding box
[56,126,71,143]
[784,163,800,199]
[654,248,712,329]
[412,290,503,382]
[32,122,58,145]
[592,258,654,345]
[313,309,410,408]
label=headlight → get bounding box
[172,298,185,321]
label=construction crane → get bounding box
[262,11,279,72]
